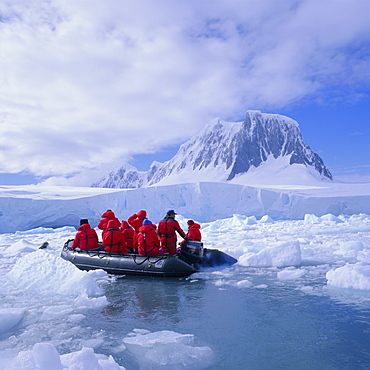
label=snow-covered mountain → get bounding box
[93,110,332,189]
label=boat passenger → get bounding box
[102,220,128,254]
[128,210,147,232]
[121,220,136,253]
[98,209,120,232]
[137,219,161,256]
[186,220,202,241]
[71,219,100,250]
[157,210,186,255]
[128,210,148,250]
[180,220,202,247]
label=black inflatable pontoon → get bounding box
[61,239,237,278]
[177,240,238,269]
[61,240,196,278]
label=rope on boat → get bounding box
[65,239,169,265]
[133,254,167,265]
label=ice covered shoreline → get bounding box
[1,181,370,233]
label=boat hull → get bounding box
[61,242,196,278]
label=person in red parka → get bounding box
[102,220,128,254]
[128,210,147,232]
[121,220,135,253]
[186,220,202,241]
[157,210,186,255]
[137,219,161,256]
[98,210,120,233]
[71,219,100,250]
[128,210,147,250]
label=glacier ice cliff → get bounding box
[0,182,369,234]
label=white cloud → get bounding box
[1,0,370,181]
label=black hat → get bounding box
[166,210,176,216]
[80,219,89,225]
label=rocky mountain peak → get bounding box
[92,110,332,189]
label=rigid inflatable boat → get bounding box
[61,239,237,278]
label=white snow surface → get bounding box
[1,182,370,368]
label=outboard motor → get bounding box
[178,240,204,267]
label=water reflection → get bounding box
[101,276,207,323]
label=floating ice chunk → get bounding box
[61,346,125,369]
[33,343,62,370]
[41,305,74,320]
[213,279,227,287]
[0,308,26,334]
[304,214,319,224]
[124,330,193,347]
[349,214,370,221]
[3,239,38,256]
[300,286,314,292]
[326,263,370,290]
[4,342,63,370]
[255,284,268,289]
[304,213,344,224]
[123,330,213,369]
[244,216,257,225]
[207,214,247,229]
[238,241,301,267]
[259,215,274,224]
[229,214,247,227]
[80,338,105,349]
[277,267,307,281]
[211,278,251,289]
[236,279,253,288]
[1,343,125,370]
[319,214,344,223]
[6,250,107,303]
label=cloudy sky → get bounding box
[1,0,370,185]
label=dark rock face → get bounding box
[226,112,332,180]
[93,110,332,189]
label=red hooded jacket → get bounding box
[187,223,202,241]
[121,220,135,250]
[98,210,120,230]
[71,224,99,250]
[137,224,161,256]
[102,220,128,253]
[128,210,147,232]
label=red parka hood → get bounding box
[121,220,129,229]
[190,223,201,229]
[137,210,147,218]
[102,210,115,218]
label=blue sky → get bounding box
[1,0,370,186]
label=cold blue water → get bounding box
[83,266,370,370]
